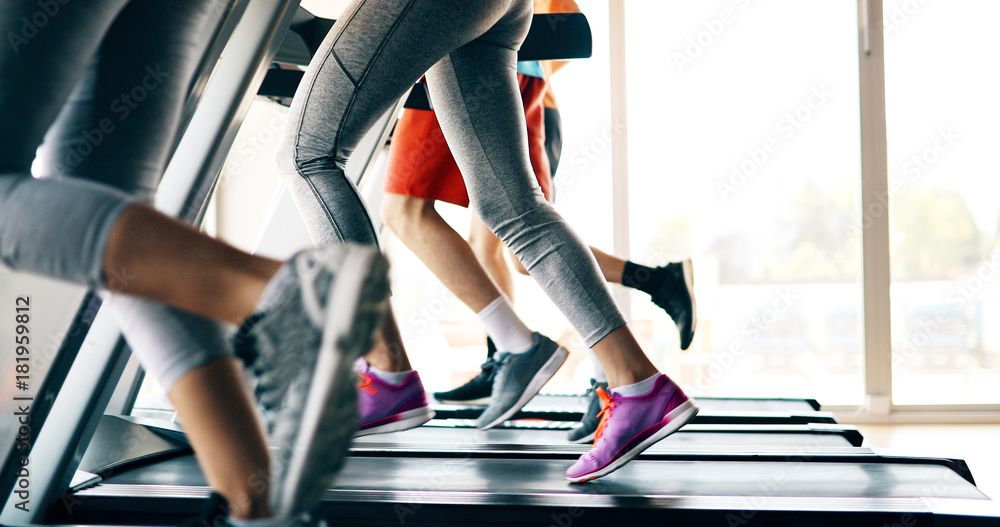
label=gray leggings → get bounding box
[278,0,625,346]
[0,0,230,392]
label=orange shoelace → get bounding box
[593,387,617,443]
[357,373,377,395]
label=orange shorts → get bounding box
[383,74,552,207]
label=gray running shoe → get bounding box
[567,379,609,443]
[475,332,568,430]
[234,244,390,518]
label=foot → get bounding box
[566,378,609,443]
[648,260,697,350]
[565,374,699,483]
[233,245,390,517]
[475,333,568,430]
[433,356,498,405]
[355,360,434,436]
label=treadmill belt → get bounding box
[430,395,836,424]
[70,454,992,527]
[500,395,820,412]
[90,454,985,500]
[484,395,822,413]
[353,424,855,449]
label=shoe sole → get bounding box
[568,430,596,444]
[435,397,492,406]
[355,407,436,437]
[566,400,700,483]
[279,248,390,515]
[477,346,569,430]
[680,259,697,350]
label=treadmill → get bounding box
[4,4,1000,526]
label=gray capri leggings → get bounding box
[278,0,626,346]
[0,0,230,392]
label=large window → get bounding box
[118,0,1000,417]
[884,0,1000,405]
[384,1,615,394]
[623,0,864,404]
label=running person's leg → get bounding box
[381,194,537,407]
[277,0,695,478]
[276,0,546,435]
[33,1,271,516]
[425,11,697,478]
[1,1,389,519]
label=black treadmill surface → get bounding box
[430,395,837,424]
[353,424,855,449]
[484,394,821,413]
[90,453,986,502]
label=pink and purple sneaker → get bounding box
[355,361,435,437]
[565,374,699,483]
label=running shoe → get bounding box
[565,374,699,482]
[648,259,697,350]
[566,378,609,443]
[475,332,568,430]
[234,245,390,517]
[433,356,498,405]
[355,360,434,436]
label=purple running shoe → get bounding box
[355,361,434,437]
[565,374,698,482]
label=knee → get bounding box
[381,193,433,238]
[469,189,553,243]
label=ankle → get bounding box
[367,364,412,384]
[223,490,270,520]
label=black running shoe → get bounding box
[567,379,609,443]
[649,259,697,350]
[434,356,498,405]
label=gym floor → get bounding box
[856,424,1000,500]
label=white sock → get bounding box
[587,349,608,383]
[611,373,661,398]
[367,365,411,385]
[477,296,535,354]
[229,516,291,527]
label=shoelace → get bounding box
[479,357,499,381]
[592,387,617,443]
[357,373,377,395]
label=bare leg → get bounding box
[168,357,271,519]
[381,193,502,313]
[365,306,413,372]
[499,239,627,286]
[589,327,659,388]
[589,247,627,284]
[103,204,282,324]
[468,214,515,300]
